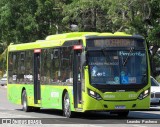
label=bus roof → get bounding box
[45,32,132,40]
[45,32,99,40]
[8,32,142,52]
[8,40,61,52]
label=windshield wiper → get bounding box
[123,47,134,66]
[101,47,107,57]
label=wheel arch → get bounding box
[62,89,68,109]
[21,87,26,104]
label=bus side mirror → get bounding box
[83,62,87,69]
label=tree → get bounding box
[1,0,160,76]
[0,42,7,74]
[107,0,160,47]
[0,0,38,43]
[106,0,160,76]
[63,0,112,32]
[0,0,67,73]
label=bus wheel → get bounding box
[22,90,31,112]
[63,92,73,118]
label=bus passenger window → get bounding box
[51,48,60,84]
[60,47,73,85]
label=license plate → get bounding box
[115,105,126,109]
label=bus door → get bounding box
[33,49,41,104]
[73,45,82,108]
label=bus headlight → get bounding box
[138,88,150,100]
[88,89,102,100]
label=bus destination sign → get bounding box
[87,38,143,48]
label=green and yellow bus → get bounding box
[7,32,150,117]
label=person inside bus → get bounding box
[53,71,60,83]
[61,70,68,82]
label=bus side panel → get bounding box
[7,84,22,105]
[25,84,37,107]
[41,85,63,109]
[41,85,74,110]
[7,84,35,106]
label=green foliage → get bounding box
[63,0,111,32]
[0,0,38,43]
[1,0,160,74]
[148,25,160,45]
[1,0,160,45]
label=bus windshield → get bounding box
[87,50,147,85]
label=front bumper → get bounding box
[83,95,150,112]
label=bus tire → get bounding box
[63,92,74,118]
[22,90,32,112]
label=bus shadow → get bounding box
[16,108,124,119]
[74,112,130,119]
[16,107,160,120]
[16,109,63,117]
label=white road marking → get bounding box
[0,112,37,118]
[132,125,147,127]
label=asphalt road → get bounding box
[0,86,160,127]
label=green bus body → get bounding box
[7,32,151,117]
